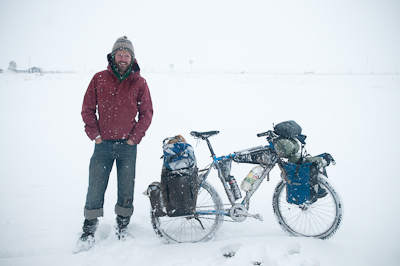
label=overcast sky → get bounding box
[1,0,399,72]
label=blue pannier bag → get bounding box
[162,138,196,171]
[283,162,319,205]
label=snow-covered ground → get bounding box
[0,71,399,266]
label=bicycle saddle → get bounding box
[190,131,220,140]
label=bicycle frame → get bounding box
[196,137,279,217]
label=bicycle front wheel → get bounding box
[151,180,224,243]
[272,174,343,239]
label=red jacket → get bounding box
[81,55,153,144]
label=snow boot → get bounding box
[72,219,98,254]
[116,215,133,240]
[82,218,99,235]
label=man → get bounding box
[78,36,153,247]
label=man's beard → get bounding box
[115,61,130,75]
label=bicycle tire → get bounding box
[150,180,224,243]
[272,174,343,239]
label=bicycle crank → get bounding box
[229,204,264,222]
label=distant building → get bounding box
[0,68,3,73]
[15,69,29,73]
[29,67,42,73]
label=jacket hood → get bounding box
[107,53,140,81]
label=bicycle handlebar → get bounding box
[257,130,275,138]
[257,132,268,137]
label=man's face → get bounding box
[114,49,132,74]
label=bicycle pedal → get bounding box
[244,212,263,221]
[254,214,263,221]
[251,213,263,221]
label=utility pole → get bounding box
[189,59,193,72]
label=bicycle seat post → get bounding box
[206,138,216,157]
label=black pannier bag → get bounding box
[282,161,319,205]
[233,146,274,166]
[161,167,199,217]
[147,135,199,218]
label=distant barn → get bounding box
[29,67,42,73]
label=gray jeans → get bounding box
[84,139,137,220]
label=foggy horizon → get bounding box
[1,0,399,73]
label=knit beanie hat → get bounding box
[112,36,135,58]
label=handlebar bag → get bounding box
[274,120,302,138]
[161,167,199,217]
[282,162,318,205]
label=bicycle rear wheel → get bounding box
[151,180,224,243]
[272,174,343,239]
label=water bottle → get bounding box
[241,166,263,192]
[227,175,242,200]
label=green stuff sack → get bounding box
[273,138,300,158]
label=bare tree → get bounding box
[8,61,17,71]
